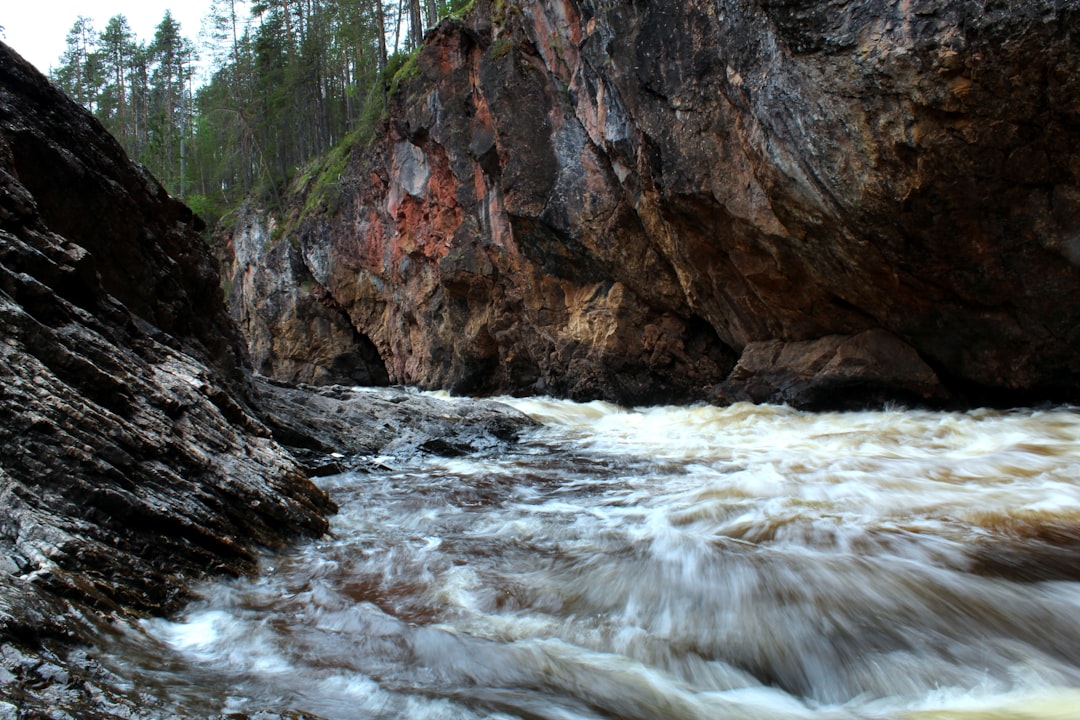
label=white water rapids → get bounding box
[101,397,1080,719]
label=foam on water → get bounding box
[100,399,1080,719]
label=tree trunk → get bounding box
[409,0,423,49]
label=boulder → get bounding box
[713,329,949,409]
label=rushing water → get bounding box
[101,397,1080,719]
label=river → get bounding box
[99,396,1080,719]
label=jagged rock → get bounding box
[222,208,389,386]
[229,0,1080,408]
[0,36,538,719]
[254,380,536,471]
[0,43,335,715]
[0,42,540,716]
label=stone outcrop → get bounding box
[223,208,389,386]
[712,329,949,409]
[0,43,337,715]
[254,379,535,473]
[0,41,536,716]
[228,0,1080,408]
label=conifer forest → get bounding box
[48,0,473,224]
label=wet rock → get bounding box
[713,330,949,409]
[254,380,537,471]
[0,42,333,717]
[229,0,1080,408]
[0,36,536,720]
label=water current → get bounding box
[100,396,1080,719]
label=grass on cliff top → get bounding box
[385,0,475,94]
[451,0,476,19]
[293,44,428,221]
[387,47,422,97]
[298,131,356,220]
[236,0,483,246]
[275,114,377,247]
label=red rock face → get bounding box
[231,0,1080,407]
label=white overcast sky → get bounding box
[2,1,216,74]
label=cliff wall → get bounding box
[0,43,333,713]
[223,208,390,386]
[0,36,539,715]
[227,0,1080,407]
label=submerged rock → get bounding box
[229,0,1080,408]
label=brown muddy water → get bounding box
[98,396,1080,719]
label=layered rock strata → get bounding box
[0,43,335,715]
[0,39,537,718]
[0,43,535,716]
[229,0,1080,407]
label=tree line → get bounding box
[49,0,473,225]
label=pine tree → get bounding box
[147,11,197,195]
[97,16,136,142]
[46,0,477,212]
[52,17,100,110]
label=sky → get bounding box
[2,1,216,75]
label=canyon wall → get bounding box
[0,43,333,713]
[223,208,390,386]
[226,0,1080,407]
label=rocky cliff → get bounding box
[223,208,390,386]
[227,0,1080,408]
[0,38,536,717]
[0,43,337,713]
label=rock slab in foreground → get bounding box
[0,42,334,716]
[255,380,536,474]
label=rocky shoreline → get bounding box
[1,381,532,719]
[0,41,532,718]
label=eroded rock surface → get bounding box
[255,379,536,474]
[228,0,1080,407]
[713,329,949,410]
[0,38,543,719]
[0,43,336,715]
[224,208,389,387]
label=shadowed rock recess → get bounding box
[226,0,1080,408]
[1,43,534,716]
